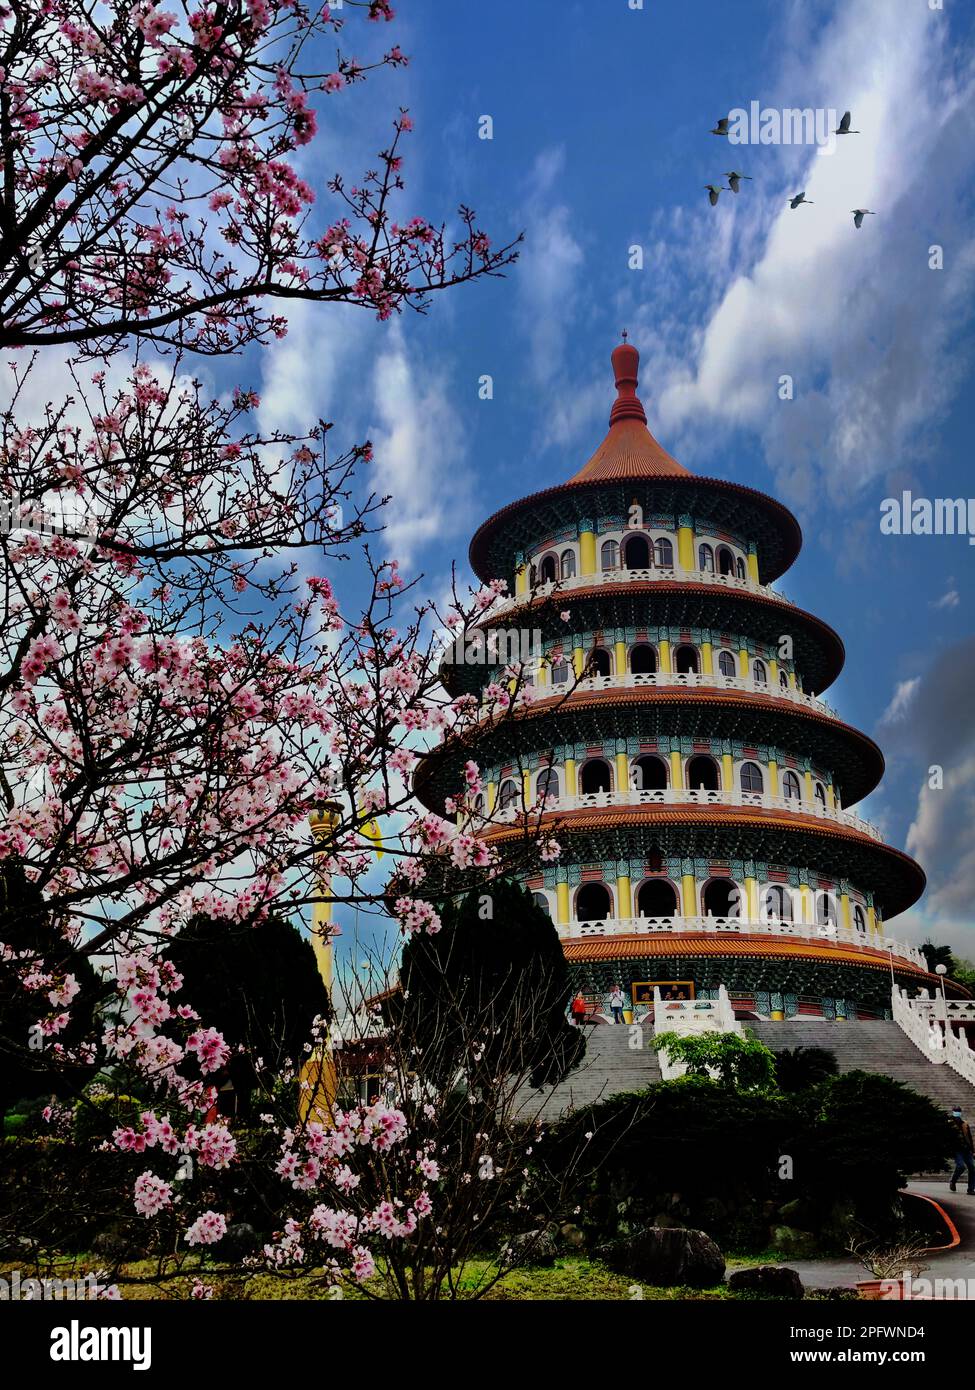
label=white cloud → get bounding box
[879,677,921,725]
[931,587,960,610]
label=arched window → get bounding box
[687,755,720,792]
[853,904,867,933]
[782,770,802,800]
[816,892,837,927]
[623,534,650,569]
[740,761,764,794]
[716,546,735,576]
[753,659,767,684]
[779,669,789,689]
[637,879,678,918]
[586,647,612,678]
[576,882,612,922]
[498,778,519,811]
[560,548,576,579]
[702,878,741,919]
[532,891,551,917]
[550,658,570,685]
[699,543,714,573]
[631,754,668,792]
[764,884,794,922]
[718,649,737,678]
[630,643,657,675]
[674,644,699,675]
[654,537,674,568]
[536,767,559,803]
[814,781,827,806]
[472,792,485,815]
[579,758,613,795]
[601,540,620,571]
[539,552,557,584]
[736,557,747,580]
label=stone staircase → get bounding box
[514,1022,662,1122]
[748,1018,975,1112]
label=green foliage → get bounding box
[72,1093,142,1148]
[161,913,329,1116]
[652,1029,777,1090]
[396,879,585,1089]
[774,1046,839,1093]
[0,863,108,1112]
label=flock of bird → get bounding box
[705,111,874,229]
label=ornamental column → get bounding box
[300,799,342,1124]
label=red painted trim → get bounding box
[902,1189,962,1252]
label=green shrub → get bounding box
[72,1093,142,1147]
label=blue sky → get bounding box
[252,0,974,958]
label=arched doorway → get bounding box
[630,643,657,675]
[686,754,720,792]
[623,534,650,569]
[637,879,678,918]
[674,644,699,674]
[716,546,735,576]
[576,882,612,921]
[631,754,668,792]
[702,878,741,918]
[539,552,557,583]
[579,758,613,795]
[586,647,611,678]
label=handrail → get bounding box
[487,565,795,616]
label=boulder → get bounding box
[502,1229,558,1267]
[728,1265,804,1298]
[558,1223,586,1250]
[216,1222,259,1261]
[596,1225,725,1288]
[771,1225,820,1258]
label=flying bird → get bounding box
[834,110,859,135]
[725,171,752,193]
[704,184,728,206]
[710,117,731,136]
[851,208,875,229]
[788,191,813,209]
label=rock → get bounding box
[771,1225,820,1258]
[596,1226,725,1289]
[92,1225,143,1262]
[728,1265,804,1298]
[502,1229,558,1267]
[558,1223,586,1250]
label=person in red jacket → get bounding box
[570,991,587,1027]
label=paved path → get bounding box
[761,1181,975,1292]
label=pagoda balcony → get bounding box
[486,564,794,616]
[569,669,839,718]
[494,785,882,840]
[557,914,924,968]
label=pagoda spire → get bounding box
[609,337,648,427]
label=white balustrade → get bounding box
[495,784,879,840]
[488,565,794,617]
[893,986,975,1082]
[570,668,838,720]
[558,915,925,969]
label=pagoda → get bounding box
[416,340,961,1021]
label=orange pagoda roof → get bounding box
[568,340,690,482]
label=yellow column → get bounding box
[614,639,627,675]
[769,658,779,684]
[301,802,342,1124]
[744,876,759,922]
[787,670,797,689]
[670,750,683,789]
[572,645,584,677]
[616,874,632,921]
[536,662,549,688]
[747,551,759,584]
[827,783,835,811]
[701,641,714,675]
[841,892,851,933]
[556,880,571,925]
[614,752,629,795]
[579,530,596,575]
[564,758,577,797]
[487,780,497,813]
[803,770,813,802]
[799,881,812,924]
[768,759,779,796]
[867,904,877,938]
[681,873,697,919]
[515,564,528,596]
[659,638,672,674]
[721,752,734,791]
[522,767,532,805]
[739,646,749,678]
[677,523,695,571]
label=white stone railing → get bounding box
[487,565,794,618]
[893,987,975,1082]
[570,669,838,720]
[496,784,880,840]
[559,915,925,968]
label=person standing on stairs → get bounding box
[948,1105,975,1194]
[571,991,588,1027]
[609,983,626,1025]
